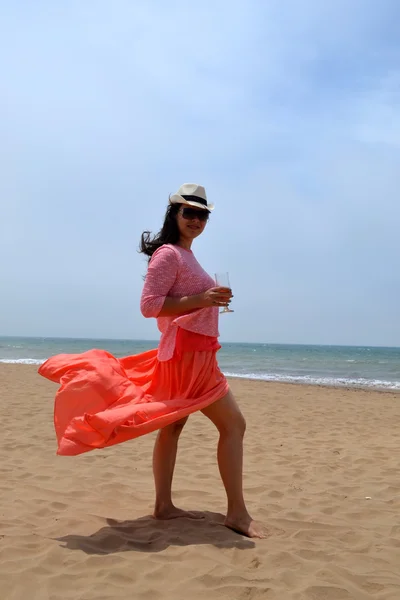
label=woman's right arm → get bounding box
[140,247,232,318]
[160,289,233,316]
[158,294,205,316]
[140,247,180,318]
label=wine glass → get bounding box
[215,272,234,314]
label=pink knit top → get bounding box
[140,244,219,361]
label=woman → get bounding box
[39,183,264,539]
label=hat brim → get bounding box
[169,194,214,211]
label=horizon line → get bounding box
[0,334,399,350]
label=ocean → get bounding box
[1,336,399,391]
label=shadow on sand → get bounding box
[56,511,255,554]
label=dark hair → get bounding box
[139,203,181,260]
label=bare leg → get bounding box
[152,417,202,520]
[202,391,265,538]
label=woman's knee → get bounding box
[202,391,246,437]
[224,411,246,437]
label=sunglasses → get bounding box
[180,207,209,222]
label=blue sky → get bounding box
[1,0,399,346]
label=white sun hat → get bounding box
[169,183,214,211]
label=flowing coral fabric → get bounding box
[38,347,229,456]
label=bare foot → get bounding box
[224,515,266,539]
[153,505,205,520]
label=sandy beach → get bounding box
[1,363,400,600]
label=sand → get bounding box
[1,364,400,600]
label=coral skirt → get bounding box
[38,335,229,456]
